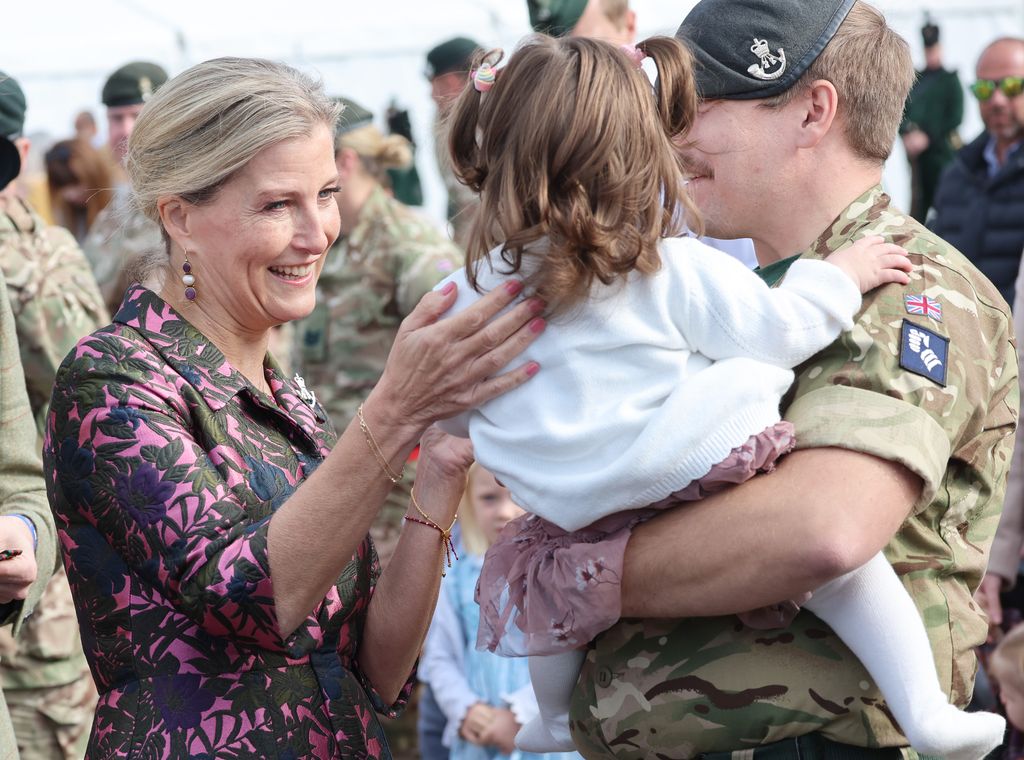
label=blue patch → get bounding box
[899,320,949,386]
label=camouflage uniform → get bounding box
[569,187,1019,758]
[0,197,107,760]
[434,114,479,248]
[293,185,463,567]
[81,183,163,316]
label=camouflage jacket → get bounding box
[293,185,462,430]
[569,186,1019,758]
[434,114,479,249]
[81,183,163,317]
[0,197,106,690]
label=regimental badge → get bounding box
[747,37,787,81]
[139,76,153,102]
[899,321,949,386]
[292,373,317,408]
[904,294,942,322]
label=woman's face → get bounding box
[180,124,341,333]
[469,468,525,546]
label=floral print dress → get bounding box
[43,286,412,759]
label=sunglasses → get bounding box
[970,76,1024,101]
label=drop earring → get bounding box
[182,251,197,302]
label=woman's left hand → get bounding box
[410,425,474,527]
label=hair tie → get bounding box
[472,63,496,93]
[620,45,646,69]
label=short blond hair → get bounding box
[761,1,913,164]
[992,625,1024,694]
[337,125,413,185]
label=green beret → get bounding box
[334,97,374,136]
[676,0,856,100]
[0,71,26,139]
[425,37,482,80]
[102,61,168,108]
[528,0,588,37]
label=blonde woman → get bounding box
[44,58,542,759]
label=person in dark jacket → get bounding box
[929,37,1024,306]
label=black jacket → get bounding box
[929,131,1024,307]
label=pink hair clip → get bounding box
[472,63,496,93]
[620,45,646,69]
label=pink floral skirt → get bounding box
[474,421,796,656]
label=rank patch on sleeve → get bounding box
[899,320,948,386]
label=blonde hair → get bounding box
[992,625,1024,694]
[457,463,490,557]
[126,57,340,270]
[761,1,913,164]
[448,35,702,314]
[337,125,412,185]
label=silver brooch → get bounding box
[292,374,317,408]
[747,37,786,81]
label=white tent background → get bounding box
[9,0,1024,230]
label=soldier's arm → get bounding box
[620,447,920,618]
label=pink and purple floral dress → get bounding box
[44,286,412,759]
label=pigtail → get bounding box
[637,36,698,140]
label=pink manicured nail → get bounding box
[528,297,546,314]
[529,317,546,334]
[505,280,524,296]
[441,281,456,295]
[526,362,541,377]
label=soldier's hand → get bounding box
[0,516,37,604]
[975,572,1005,642]
[901,129,930,159]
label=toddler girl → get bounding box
[436,34,1004,760]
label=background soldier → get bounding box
[425,37,482,248]
[293,97,462,570]
[900,19,964,222]
[82,61,167,316]
[527,0,636,44]
[0,72,101,760]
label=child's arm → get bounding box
[670,236,909,369]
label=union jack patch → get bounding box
[904,294,942,322]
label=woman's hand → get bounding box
[370,280,545,437]
[410,425,474,526]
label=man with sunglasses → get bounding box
[930,38,1024,307]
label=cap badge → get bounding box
[139,76,154,102]
[747,37,786,81]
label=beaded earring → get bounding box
[182,251,197,302]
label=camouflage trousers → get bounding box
[7,674,96,760]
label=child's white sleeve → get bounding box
[668,239,863,369]
[420,586,479,748]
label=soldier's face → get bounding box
[175,125,340,331]
[678,99,790,240]
[106,104,144,165]
[569,0,635,45]
[975,41,1024,145]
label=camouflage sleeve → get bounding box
[0,272,57,634]
[5,226,109,436]
[394,235,463,316]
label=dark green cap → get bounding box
[101,61,168,107]
[528,0,588,37]
[676,0,856,100]
[921,22,940,48]
[425,37,482,79]
[335,97,374,136]
[0,71,26,139]
[0,71,26,189]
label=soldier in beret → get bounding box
[527,0,635,44]
[0,71,104,760]
[900,19,964,222]
[426,37,482,248]
[568,3,1018,758]
[82,61,167,316]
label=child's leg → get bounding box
[804,552,1004,760]
[515,650,585,753]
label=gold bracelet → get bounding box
[357,403,405,484]
[405,488,459,577]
